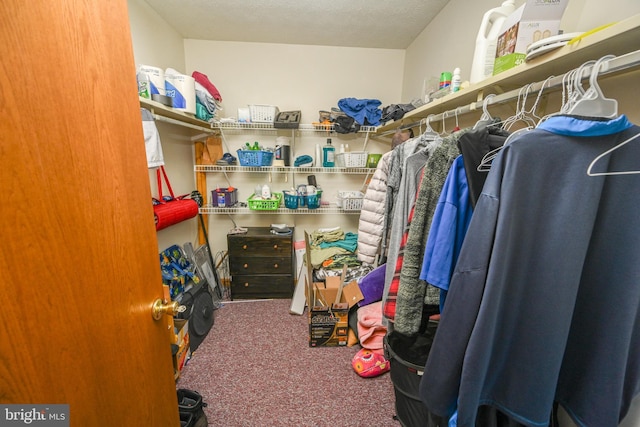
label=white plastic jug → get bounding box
[469,0,516,84]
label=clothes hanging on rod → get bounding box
[381,137,432,308]
[457,121,509,208]
[418,154,473,313]
[356,150,393,265]
[419,114,640,427]
[379,131,436,268]
[386,129,466,335]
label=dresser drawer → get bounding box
[229,256,292,275]
[227,237,292,257]
[227,227,296,300]
[230,275,294,299]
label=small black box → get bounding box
[274,110,301,129]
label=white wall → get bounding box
[128,0,199,251]
[183,40,404,125]
[180,40,404,251]
[402,0,640,102]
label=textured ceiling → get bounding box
[142,0,452,49]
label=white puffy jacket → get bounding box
[357,151,392,265]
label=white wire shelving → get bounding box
[199,205,360,215]
[194,165,374,174]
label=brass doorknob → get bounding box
[151,298,181,320]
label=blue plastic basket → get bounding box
[307,193,321,209]
[283,191,299,209]
[300,190,322,209]
[237,149,274,167]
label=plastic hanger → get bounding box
[474,94,497,129]
[502,84,539,131]
[567,55,618,118]
[421,115,439,140]
[453,106,461,132]
[561,62,594,113]
[499,76,554,145]
[586,132,640,176]
[539,68,579,123]
[440,111,449,136]
[477,80,552,172]
[421,114,443,153]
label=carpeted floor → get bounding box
[177,299,399,426]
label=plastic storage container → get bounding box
[469,0,516,84]
[211,188,238,207]
[247,193,282,210]
[337,191,364,211]
[384,323,440,427]
[335,152,368,168]
[306,192,321,210]
[237,149,274,167]
[366,154,382,168]
[283,191,299,210]
[249,105,279,123]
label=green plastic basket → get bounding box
[247,192,282,210]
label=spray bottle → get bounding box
[469,0,516,84]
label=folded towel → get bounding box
[294,155,313,167]
[192,71,222,101]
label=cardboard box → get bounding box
[304,232,364,347]
[173,318,189,346]
[173,333,191,379]
[493,0,569,75]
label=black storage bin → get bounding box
[385,320,443,427]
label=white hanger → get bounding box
[474,94,497,129]
[477,80,551,171]
[441,111,449,136]
[587,132,640,176]
[560,60,595,114]
[567,55,618,118]
[421,114,443,153]
[422,115,438,139]
[539,68,578,123]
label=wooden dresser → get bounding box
[227,227,296,299]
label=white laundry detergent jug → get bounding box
[469,0,516,84]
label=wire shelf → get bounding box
[199,205,360,215]
[213,122,376,133]
[194,165,373,174]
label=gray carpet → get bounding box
[176,299,399,426]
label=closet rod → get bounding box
[388,48,640,135]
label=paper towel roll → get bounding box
[165,68,196,115]
[138,65,165,96]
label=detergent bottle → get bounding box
[469,0,516,84]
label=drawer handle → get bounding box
[242,244,248,250]
[273,263,279,269]
[273,244,278,250]
[243,263,248,269]
[244,282,249,287]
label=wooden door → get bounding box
[0,1,180,425]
